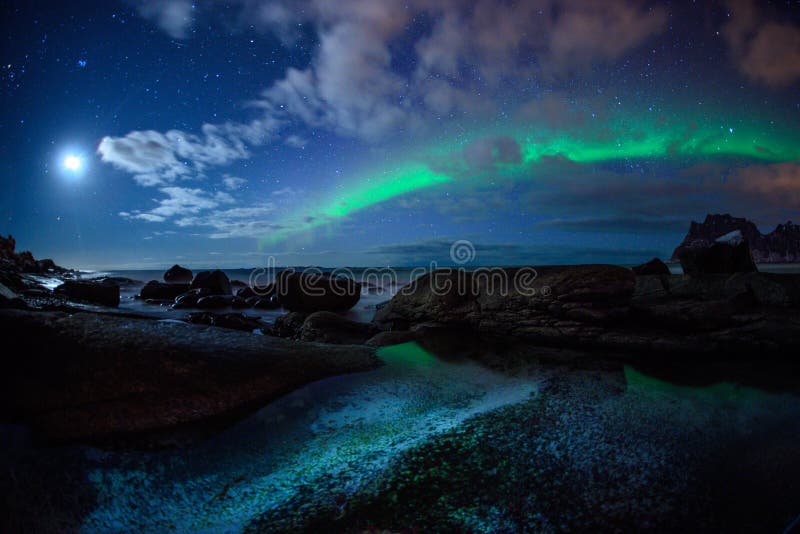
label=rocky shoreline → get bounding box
[2,233,800,446]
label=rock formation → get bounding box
[672,214,800,263]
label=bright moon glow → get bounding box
[63,155,82,172]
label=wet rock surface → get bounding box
[54,280,120,307]
[298,311,379,344]
[0,308,379,444]
[374,265,800,358]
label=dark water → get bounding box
[2,341,800,532]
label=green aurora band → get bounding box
[261,114,800,246]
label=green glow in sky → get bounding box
[261,111,800,246]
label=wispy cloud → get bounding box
[222,174,247,190]
[723,0,800,87]
[135,0,194,39]
[120,187,234,223]
[176,203,280,239]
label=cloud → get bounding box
[284,134,308,148]
[544,0,667,77]
[366,238,664,266]
[723,0,800,87]
[463,136,521,170]
[98,119,281,186]
[136,0,193,39]
[536,217,689,234]
[222,174,247,190]
[176,203,282,238]
[270,186,299,197]
[258,2,412,140]
[252,0,666,141]
[728,162,800,207]
[120,187,234,222]
[241,0,307,45]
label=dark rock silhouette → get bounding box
[55,280,120,307]
[272,311,308,338]
[190,270,233,295]
[164,264,193,284]
[276,271,360,312]
[139,280,190,300]
[0,234,66,276]
[632,258,671,276]
[678,233,757,276]
[672,214,800,263]
[196,294,234,309]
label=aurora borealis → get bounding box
[2,0,799,268]
[266,103,800,244]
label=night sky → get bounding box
[2,0,799,269]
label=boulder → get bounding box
[190,270,232,295]
[237,286,257,299]
[272,311,307,339]
[231,296,250,309]
[298,311,379,344]
[54,280,120,307]
[196,295,233,309]
[185,312,264,332]
[172,292,199,309]
[276,271,360,312]
[632,258,671,276]
[678,239,757,277]
[237,282,275,300]
[252,295,281,309]
[164,264,193,284]
[139,280,190,301]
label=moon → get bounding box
[63,155,82,172]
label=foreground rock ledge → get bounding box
[0,309,379,444]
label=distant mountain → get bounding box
[671,214,800,263]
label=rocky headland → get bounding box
[672,213,800,263]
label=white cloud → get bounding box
[176,203,280,238]
[97,118,281,187]
[284,134,308,148]
[251,0,666,141]
[120,187,234,223]
[136,0,194,39]
[222,174,247,190]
